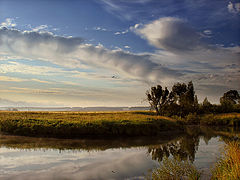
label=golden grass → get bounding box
[199,113,240,126]
[0,111,181,138]
[211,141,240,179]
[0,111,174,122]
[149,157,201,180]
[215,113,240,119]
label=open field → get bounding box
[0,111,182,138]
[1,111,240,138]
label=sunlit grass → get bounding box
[216,113,240,118]
[149,157,201,180]
[199,113,240,126]
[0,111,181,138]
[211,141,240,179]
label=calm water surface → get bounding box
[0,126,239,180]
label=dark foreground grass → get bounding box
[0,111,182,138]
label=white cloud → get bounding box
[136,17,205,52]
[203,30,212,35]
[0,61,65,75]
[130,23,141,31]
[0,18,16,28]
[124,45,130,49]
[0,76,26,82]
[0,27,181,84]
[32,24,48,32]
[228,2,240,14]
[0,75,52,84]
[93,27,107,31]
[114,32,121,35]
[0,21,239,104]
[134,17,239,64]
[114,29,128,35]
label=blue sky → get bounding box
[0,0,239,107]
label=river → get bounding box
[0,126,239,180]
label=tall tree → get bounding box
[146,85,173,115]
[146,81,197,116]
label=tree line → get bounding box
[146,81,240,117]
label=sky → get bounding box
[0,0,239,107]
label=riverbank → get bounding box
[0,111,182,138]
[0,111,239,138]
[175,113,240,127]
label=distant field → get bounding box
[0,111,182,138]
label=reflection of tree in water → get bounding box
[148,126,240,163]
[148,136,200,162]
[148,127,202,162]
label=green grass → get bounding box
[211,141,240,179]
[0,111,182,138]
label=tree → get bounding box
[203,97,211,107]
[172,82,187,105]
[220,90,240,105]
[201,97,212,113]
[146,81,197,116]
[171,81,197,116]
[220,90,240,113]
[146,85,174,115]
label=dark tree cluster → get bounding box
[146,81,240,116]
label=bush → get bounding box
[185,113,200,125]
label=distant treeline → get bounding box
[146,81,240,117]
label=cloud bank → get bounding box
[134,17,239,64]
[0,27,181,83]
[0,16,239,104]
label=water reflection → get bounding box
[148,126,239,163]
[0,126,239,180]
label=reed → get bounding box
[211,141,240,179]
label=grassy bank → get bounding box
[0,111,182,138]
[200,113,240,126]
[175,113,240,126]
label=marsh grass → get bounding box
[199,113,240,126]
[174,113,240,126]
[149,157,201,180]
[211,141,240,179]
[0,111,181,138]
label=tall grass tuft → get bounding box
[211,141,240,179]
[150,157,201,180]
